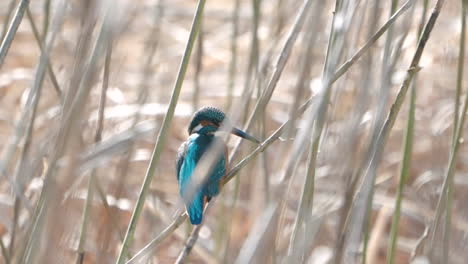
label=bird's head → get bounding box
[188,106,260,144]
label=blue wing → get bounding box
[204,149,226,198]
[178,135,205,225]
[176,141,188,181]
[176,134,227,225]
[179,152,204,225]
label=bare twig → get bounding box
[174,219,204,264]
[126,212,188,264]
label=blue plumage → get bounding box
[176,106,259,225]
[177,127,226,225]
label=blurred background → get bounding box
[0,0,467,263]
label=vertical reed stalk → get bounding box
[76,41,112,264]
[345,0,445,262]
[116,1,206,262]
[441,1,466,262]
[226,0,240,110]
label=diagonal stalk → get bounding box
[115,1,206,263]
[343,0,445,262]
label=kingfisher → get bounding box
[176,106,260,225]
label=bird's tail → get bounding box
[186,191,204,225]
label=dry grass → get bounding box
[0,0,467,263]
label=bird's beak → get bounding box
[231,127,260,144]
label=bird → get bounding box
[176,106,260,225]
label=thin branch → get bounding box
[126,212,188,264]
[174,219,204,264]
[332,0,414,83]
